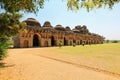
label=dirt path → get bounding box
[0,48,120,80]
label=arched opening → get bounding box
[24,40,29,48]
[80,40,82,45]
[64,37,67,45]
[44,41,48,47]
[51,36,55,46]
[77,41,79,45]
[73,40,76,43]
[33,34,39,47]
[86,40,89,44]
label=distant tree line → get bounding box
[105,40,120,43]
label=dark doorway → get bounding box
[33,34,39,47]
[73,40,76,43]
[86,41,88,44]
[51,36,55,46]
[80,40,82,45]
[64,37,67,45]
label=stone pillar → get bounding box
[40,38,44,47]
[29,37,33,48]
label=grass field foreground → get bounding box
[50,43,120,74]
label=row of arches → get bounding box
[23,34,50,48]
[33,34,39,47]
[33,34,56,47]
[23,34,39,48]
[23,34,101,48]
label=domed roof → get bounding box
[79,25,89,34]
[23,18,41,27]
[54,25,66,31]
[65,26,71,31]
[82,25,87,29]
[42,21,52,28]
[72,29,80,33]
[75,25,81,30]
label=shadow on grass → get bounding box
[0,62,15,68]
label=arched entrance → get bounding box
[80,40,82,45]
[33,34,39,47]
[51,36,55,46]
[73,40,76,43]
[64,37,67,45]
[86,40,89,44]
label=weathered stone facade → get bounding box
[14,18,104,48]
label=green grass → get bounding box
[0,65,4,68]
[0,63,5,69]
[52,43,120,74]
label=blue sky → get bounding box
[20,0,120,40]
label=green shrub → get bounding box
[106,40,110,43]
[112,40,118,43]
[7,40,14,48]
[58,41,62,48]
[72,43,76,47]
[0,39,9,60]
[82,42,85,46]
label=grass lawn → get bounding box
[51,43,120,74]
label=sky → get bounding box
[20,0,120,40]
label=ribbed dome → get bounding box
[75,25,81,30]
[42,21,52,27]
[72,29,80,33]
[79,25,89,34]
[54,25,66,31]
[23,18,41,27]
[82,25,87,29]
[65,26,71,31]
[92,33,100,37]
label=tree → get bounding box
[0,13,25,37]
[0,0,45,59]
[112,40,119,43]
[67,0,120,11]
[106,40,110,43]
[0,0,45,39]
[0,0,120,13]
[0,0,45,13]
[0,38,9,60]
[0,13,26,59]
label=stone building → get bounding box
[14,18,104,48]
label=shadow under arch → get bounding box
[51,36,55,46]
[33,34,41,47]
[64,37,67,45]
